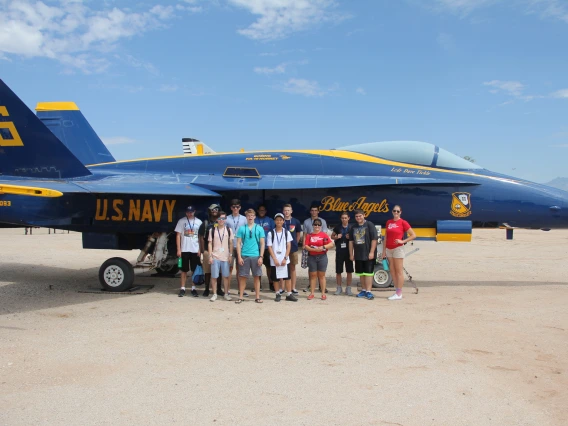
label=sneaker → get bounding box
[275,293,281,302]
[321,294,327,300]
[210,294,217,302]
[334,287,343,295]
[191,289,199,297]
[218,289,225,297]
[366,291,374,300]
[277,289,284,295]
[243,291,249,297]
[345,287,353,296]
[202,289,209,297]
[356,290,367,298]
[303,287,309,293]
[178,289,186,297]
[224,294,232,301]
[291,289,299,295]
[388,293,403,301]
[285,294,298,302]
[307,294,315,300]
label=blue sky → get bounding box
[1,0,567,183]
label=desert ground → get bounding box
[0,228,567,426]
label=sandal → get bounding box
[235,299,244,304]
[307,294,314,300]
[321,294,327,300]
[255,298,263,303]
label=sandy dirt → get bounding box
[0,228,567,425]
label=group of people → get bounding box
[174,199,416,304]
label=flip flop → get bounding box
[255,298,263,303]
[235,299,244,304]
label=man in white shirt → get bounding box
[225,198,247,295]
[175,206,203,297]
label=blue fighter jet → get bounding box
[1,79,567,291]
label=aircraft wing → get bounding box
[192,175,480,190]
[0,176,220,197]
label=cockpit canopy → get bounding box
[337,141,482,170]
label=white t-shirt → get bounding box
[266,228,293,266]
[225,214,246,248]
[175,216,203,253]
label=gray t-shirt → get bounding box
[302,217,328,235]
[226,214,246,248]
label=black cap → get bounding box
[186,206,196,212]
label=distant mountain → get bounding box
[545,177,568,191]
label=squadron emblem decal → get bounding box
[450,192,472,217]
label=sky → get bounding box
[0,0,567,183]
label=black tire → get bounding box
[155,264,180,276]
[99,257,135,292]
[372,263,393,288]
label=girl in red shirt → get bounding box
[381,205,416,300]
[304,219,334,300]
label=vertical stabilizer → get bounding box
[36,102,116,165]
[0,79,91,178]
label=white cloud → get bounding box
[101,136,138,145]
[355,87,366,95]
[0,1,200,73]
[277,78,337,97]
[254,63,287,74]
[483,80,525,97]
[432,0,496,15]
[228,0,349,41]
[551,89,568,98]
[159,84,179,92]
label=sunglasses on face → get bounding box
[313,224,322,227]
[211,208,219,211]
[218,217,226,221]
[392,210,400,213]
[231,205,240,209]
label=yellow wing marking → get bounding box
[0,184,63,198]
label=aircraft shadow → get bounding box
[1,262,565,315]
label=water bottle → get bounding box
[178,257,182,268]
[382,258,389,271]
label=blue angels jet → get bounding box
[1,79,567,291]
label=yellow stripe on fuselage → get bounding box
[35,102,80,111]
[0,184,63,197]
[86,149,522,183]
[379,227,437,238]
[436,233,472,242]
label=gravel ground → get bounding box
[1,228,567,425]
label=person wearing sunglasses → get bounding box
[198,203,222,297]
[225,199,247,295]
[304,219,334,300]
[207,211,234,301]
[381,205,416,300]
[349,209,378,300]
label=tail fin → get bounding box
[36,102,116,166]
[0,79,91,179]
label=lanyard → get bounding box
[217,227,226,245]
[275,229,284,249]
[341,225,348,238]
[186,218,195,232]
[232,215,240,233]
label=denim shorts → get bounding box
[307,254,328,273]
[238,256,263,277]
[211,259,230,278]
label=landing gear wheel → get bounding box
[155,264,179,276]
[372,264,393,288]
[99,257,135,292]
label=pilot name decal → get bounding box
[245,154,291,161]
[95,198,177,223]
[0,106,24,147]
[319,196,389,217]
[450,192,472,217]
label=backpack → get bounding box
[209,226,233,253]
[269,228,291,253]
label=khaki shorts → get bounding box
[289,251,299,265]
[386,247,405,259]
[202,251,211,273]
